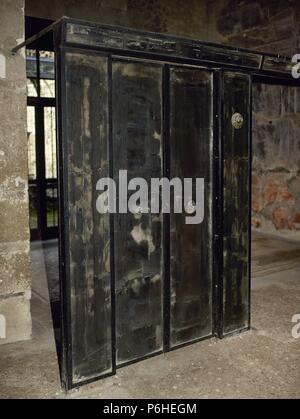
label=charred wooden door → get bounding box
[112,60,164,365]
[110,63,214,362]
[169,67,214,347]
[221,72,251,336]
[59,51,113,386]
[58,53,215,387]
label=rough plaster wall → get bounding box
[0,0,32,345]
[252,84,300,237]
[25,0,210,39]
[26,0,300,52]
[207,0,299,55]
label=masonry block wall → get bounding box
[26,0,210,39]
[0,0,32,345]
[207,0,300,55]
[252,84,300,236]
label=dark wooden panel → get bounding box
[112,61,163,364]
[263,56,292,75]
[64,19,262,71]
[169,67,213,347]
[63,52,112,384]
[222,72,251,336]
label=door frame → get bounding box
[27,97,58,241]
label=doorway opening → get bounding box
[27,48,57,241]
[25,16,61,370]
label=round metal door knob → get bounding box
[185,200,196,214]
[231,113,244,129]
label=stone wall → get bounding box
[207,0,300,55]
[208,1,300,236]
[0,0,32,345]
[26,0,300,55]
[252,84,300,237]
[25,0,210,40]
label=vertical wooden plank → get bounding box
[112,60,164,365]
[169,67,213,347]
[63,52,112,384]
[222,71,251,336]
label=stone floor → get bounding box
[0,231,299,399]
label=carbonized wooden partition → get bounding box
[169,67,213,347]
[112,60,164,365]
[59,52,217,386]
[222,73,251,335]
[25,17,294,389]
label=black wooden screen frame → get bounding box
[13,17,300,389]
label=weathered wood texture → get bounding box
[62,19,293,76]
[65,20,261,71]
[169,68,213,346]
[222,72,251,335]
[64,52,112,383]
[59,41,253,387]
[112,61,164,364]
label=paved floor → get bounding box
[0,231,299,399]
